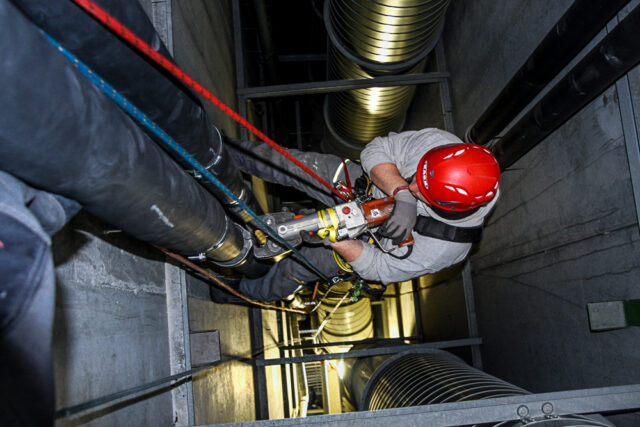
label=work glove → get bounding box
[380,190,417,245]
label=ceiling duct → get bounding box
[323,0,451,158]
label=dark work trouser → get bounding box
[226,139,363,301]
[0,171,80,425]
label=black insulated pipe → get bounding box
[9,0,262,224]
[493,4,640,170]
[0,1,268,276]
[466,0,629,146]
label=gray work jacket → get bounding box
[351,129,500,284]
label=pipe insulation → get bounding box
[0,1,255,267]
[466,0,629,146]
[9,0,261,224]
[323,0,450,157]
[493,3,640,170]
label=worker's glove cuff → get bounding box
[394,189,417,205]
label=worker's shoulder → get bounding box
[407,128,462,145]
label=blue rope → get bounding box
[41,30,330,282]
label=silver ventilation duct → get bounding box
[323,0,451,158]
[345,348,608,426]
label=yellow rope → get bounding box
[332,250,353,272]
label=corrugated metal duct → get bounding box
[316,296,373,353]
[323,0,451,158]
[345,348,607,425]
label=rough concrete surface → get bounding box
[52,214,172,426]
[443,0,573,136]
[189,297,256,424]
[431,1,640,416]
[172,0,238,137]
[418,275,468,342]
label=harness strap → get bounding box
[414,216,483,243]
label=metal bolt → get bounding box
[542,402,554,414]
[517,405,529,417]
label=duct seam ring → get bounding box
[212,126,224,164]
[204,146,222,171]
[189,144,222,180]
[205,216,230,254]
[225,187,245,206]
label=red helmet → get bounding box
[416,144,500,212]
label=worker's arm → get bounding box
[330,239,363,263]
[368,162,409,196]
[344,234,472,285]
[360,132,415,184]
[367,162,418,244]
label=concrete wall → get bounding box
[171,0,238,137]
[53,213,173,426]
[188,296,256,424]
[429,0,640,412]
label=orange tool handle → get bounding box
[361,197,415,247]
[361,197,396,226]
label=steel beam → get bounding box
[280,336,421,351]
[411,281,424,339]
[607,13,640,233]
[223,384,640,427]
[249,307,269,420]
[232,0,248,139]
[164,262,194,426]
[150,0,173,55]
[435,40,455,133]
[256,338,481,366]
[462,260,483,369]
[238,72,449,99]
[278,54,326,62]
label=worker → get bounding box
[216,128,500,302]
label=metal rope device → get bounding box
[41,30,330,282]
[69,0,349,202]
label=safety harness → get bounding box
[414,216,483,243]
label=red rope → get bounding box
[70,0,349,202]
